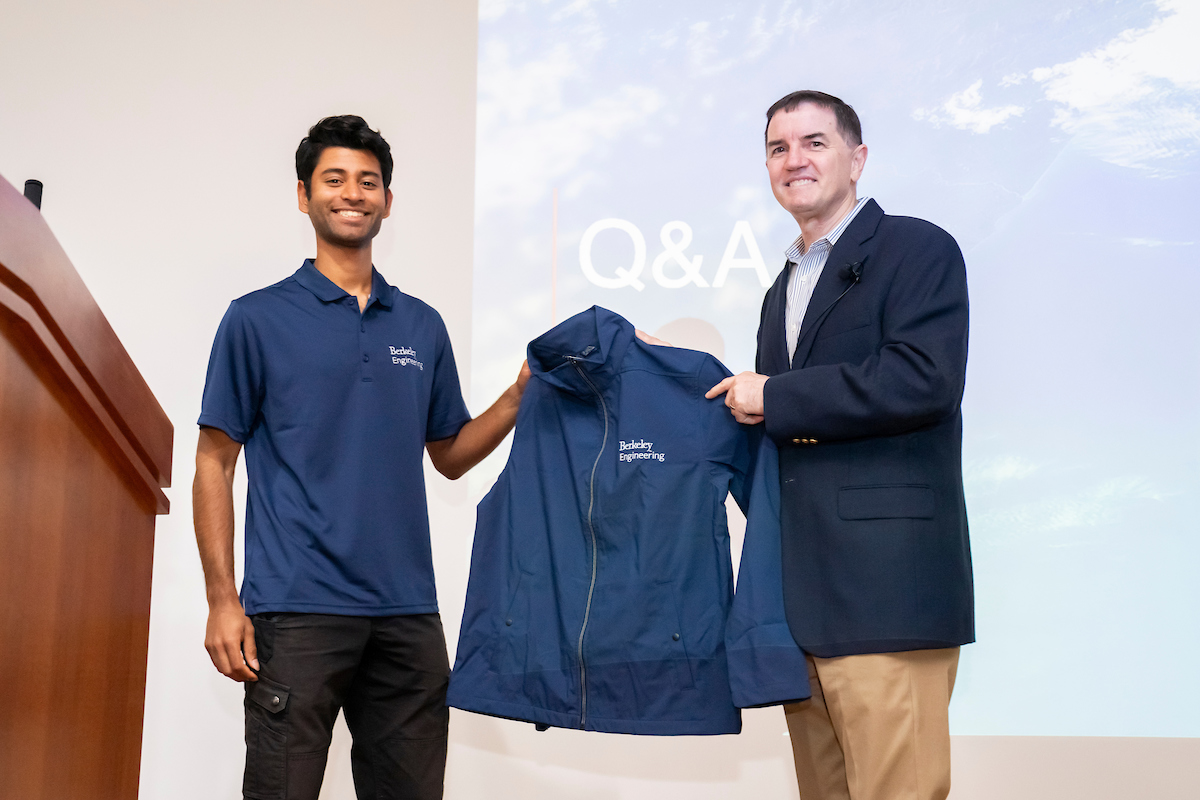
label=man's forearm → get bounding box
[193,431,241,606]
[427,381,524,480]
[194,428,259,681]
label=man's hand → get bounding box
[514,358,532,393]
[205,598,259,682]
[706,371,769,425]
[635,329,671,347]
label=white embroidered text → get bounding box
[618,439,665,463]
[390,346,423,370]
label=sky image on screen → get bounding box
[471,0,1200,737]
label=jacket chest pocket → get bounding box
[838,484,935,520]
[807,314,875,365]
[814,311,872,342]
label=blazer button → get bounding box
[808,438,818,444]
[672,633,680,641]
[792,438,801,444]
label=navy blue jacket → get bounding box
[758,199,975,657]
[725,434,810,707]
[448,307,808,735]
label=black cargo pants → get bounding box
[243,613,449,800]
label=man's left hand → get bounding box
[635,329,670,347]
[706,372,768,425]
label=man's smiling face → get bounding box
[298,146,392,249]
[766,103,866,231]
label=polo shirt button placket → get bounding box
[357,304,374,382]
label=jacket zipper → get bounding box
[567,356,608,729]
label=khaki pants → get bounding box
[784,647,960,800]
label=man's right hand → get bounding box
[205,599,259,682]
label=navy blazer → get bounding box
[758,199,975,657]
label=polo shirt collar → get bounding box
[369,267,394,309]
[293,259,394,309]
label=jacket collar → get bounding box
[790,199,884,369]
[293,259,394,309]
[528,306,634,397]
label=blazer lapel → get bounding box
[790,200,884,370]
[761,264,791,375]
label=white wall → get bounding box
[3,3,1196,799]
[0,2,491,797]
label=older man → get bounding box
[708,91,974,800]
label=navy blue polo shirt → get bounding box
[198,260,471,615]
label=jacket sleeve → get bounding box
[725,435,811,708]
[763,223,968,443]
[699,356,754,512]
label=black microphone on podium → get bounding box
[24,180,43,211]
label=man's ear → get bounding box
[383,188,393,219]
[297,180,309,213]
[850,144,868,183]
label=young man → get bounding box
[708,92,973,800]
[194,115,528,800]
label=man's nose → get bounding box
[341,181,363,200]
[785,147,809,168]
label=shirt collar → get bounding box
[293,259,394,309]
[785,196,871,263]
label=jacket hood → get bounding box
[527,306,635,396]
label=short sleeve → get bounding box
[197,301,264,443]
[425,320,472,442]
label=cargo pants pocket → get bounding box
[243,675,291,800]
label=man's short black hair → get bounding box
[296,115,393,197]
[765,91,863,147]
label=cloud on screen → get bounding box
[1029,0,1200,172]
[475,40,664,211]
[973,473,1171,543]
[913,80,1026,134]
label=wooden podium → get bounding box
[0,174,172,800]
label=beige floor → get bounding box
[949,736,1200,800]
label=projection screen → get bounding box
[469,0,1200,740]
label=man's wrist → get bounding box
[502,381,525,409]
[207,588,242,610]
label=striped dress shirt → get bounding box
[784,196,871,361]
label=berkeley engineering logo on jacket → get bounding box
[447,306,808,735]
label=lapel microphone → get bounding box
[795,260,865,363]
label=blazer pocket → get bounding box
[838,484,935,520]
[814,313,870,341]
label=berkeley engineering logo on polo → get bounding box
[389,345,423,370]
[619,438,665,463]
